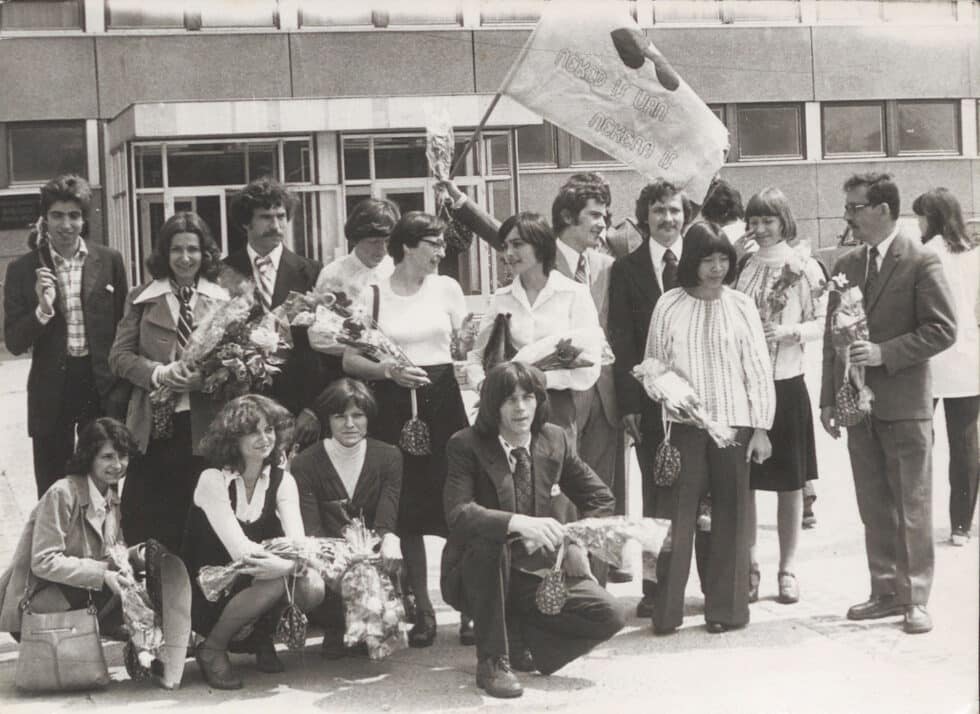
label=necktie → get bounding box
[254,254,274,309]
[104,487,120,550]
[512,447,533,516]
[173,282,194,356]
[574,253,588,284]
[864,246,880,308]
[662,248,678,291]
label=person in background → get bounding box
[912,188,979,546]
[109,212,229,553]
[4,174,129,497]
[700,177,745,245]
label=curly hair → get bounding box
[64,418,139,477]
[30,174,93,249]
[700,178,744,225]
[551,175,611,235]
[634,180,694,233]
[229,177,297,230]
[200,395,295,471]
[146,212,222,281]
[387,211,446,263]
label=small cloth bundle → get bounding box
[535,541,567,615]
[653,418,681,486]
[399,389,431,456]
[275,574,309,651]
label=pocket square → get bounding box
[105,284,115,293]
[550,484,561,497]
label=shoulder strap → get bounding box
[371,283,380,323]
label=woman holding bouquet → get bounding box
[734,188,826,604]
[109,212,229,553]
[182,395,325,690]
[647,222,775,634]
[342,211,469,648]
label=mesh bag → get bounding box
[653,419,681,486]
[399,389,432,456]
[535,541,568,616]
[275,575,309,651]
[835,381,866,427]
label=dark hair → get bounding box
[700,179,744,225]
[474,362,550,437]
[345,198,400,245]
[387,211,446,263]
[551,175,611,235]
[146,212,222,281]
[496,212,557,275]
[314,378,378,434]
[744,187,797,241]
[30,174,93,248]
[200,394,295,471]
[843,172,900,220]
[635,180,694,232]
[230,177,297,229]
[912,188,972,254]
[676,221,738,288]
[64,417,139,477]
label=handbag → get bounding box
[653,416,681,487]
[534,540,568,616]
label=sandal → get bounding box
[777,571,799,604]
[748,564,761,604]
[408,610,437,648]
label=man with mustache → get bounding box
[224,177,324,448]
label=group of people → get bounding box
[0,164,975,698]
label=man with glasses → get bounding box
[820,172,955,635]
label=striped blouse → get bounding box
[646,287,776,430]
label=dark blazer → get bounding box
[292,437,402,538]
[3,242,129,436]
[223,247,323,415]
[440,423,614,608]
[820,232,956,420]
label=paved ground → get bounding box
[0,354,977,714]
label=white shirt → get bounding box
[87,476,108,535]
[193,465,304,561]
[868,227,898,276]
[498,434,532,473]
[556,239,590,285]
[924,239,980,397]
[247,242,284,290]
[648,236,684,292]
[322,437,368,498]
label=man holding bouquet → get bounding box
[819,173,955,634]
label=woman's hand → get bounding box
[764,323,797,344]
[385,361,431,389]
[745,428,772,464]
[158,362,202,392]
[240,551,295,580]
[379,533,402,573]
[103,569,134,596]
[733,230,758,258]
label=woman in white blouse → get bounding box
[913,188,980,546]
[735,188,827,605]
[183,395,325,690]
[646,221,775,635]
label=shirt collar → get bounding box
[498,434,532,467]
[223,464,272,484]
[247,242,284,272]
[871,227,899,262]
[135,276,228,304]
[556,239,587,277]
[50,237,88,265]
[648,235,683,269]
[87,476,107,514]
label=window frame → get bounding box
[893,98,961,157]
[6,119,88,186]
[730,102,806,162]
[821,100,887,159]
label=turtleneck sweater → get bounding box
[322,437,367,498]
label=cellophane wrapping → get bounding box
[564,516,671,582]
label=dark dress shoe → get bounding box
[196,646,243,690]
[321,628,346,659]
[903,606,932,634]
[254,637,285,673]
[476,656,523,699]
[607,567,633,584]
[409,610,437,648]
[706,621,745,634]
[510,647,536,673]
[459,617,476,646]
[635,595,655,619]
[652,623,677,636]
[846,595,904,621]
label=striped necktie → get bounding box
[574,253,588,284]
[173,282,194,356]
[254,254,274,309]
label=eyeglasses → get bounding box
[844,202,876,214]
[419,238,447,251]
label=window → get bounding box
[822,102,885,157]
[570,139,616,166]
[821,100,960,158]
[516,123,557,167]
[896,100,959,155]
[709,105,725,124]
[8,121,86,183]
[480,0,545,25]
[0,0,82,30]
[735,104,804,161]
[106,0,277,30]
[300,0,460,28]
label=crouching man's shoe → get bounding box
[476,656,523,699]
[846,595,904,621]
[510,647,536,673]
[903,606,932,634]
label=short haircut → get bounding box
[912,187,972,254]
[146,211,222,281]
[474,362,550,437]
[676,221,738,288]
[744,187,797,241]
[634,180,694,232]
[200,394,295,471]
[230,177,297,229]
[700,178,744,225]
[65,417,139,477]
[387,211,445,263]
[551,175,611,235]
[496,212,557,275]
[314,378,378,434]
[345,198,400,245]
[843,172,900,220]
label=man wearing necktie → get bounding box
[223,178,324,447]
[820,173,956,635]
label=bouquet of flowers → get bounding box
[564,516,670,582]
[426,105,454,183]
[197,536,330,602]
[760,254,808,322]
[828,274,874,425]
[512,327,612,391]
[106,545,165,678]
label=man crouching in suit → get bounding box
[441,362,626,699]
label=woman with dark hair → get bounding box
[183,394,325,690]
[342,210,469,648]
[913,188,979,546]
[291,378,403,657]
[734,188,827,604]
[109,212,228,553]
[646,221,775,634]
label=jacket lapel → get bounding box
[531,432,558,517]
[865,235,904,316]
[555,250,573,281]
[144,295,176,332]
[272,249,297,307]
[632,238,661,307]
[81,247,102,306]
[475,434,516,513]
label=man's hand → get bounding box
[380,533,402,574]
[294,409,321,448]
[508,514,564,554]
[34,267,56,315]
[745,428,772,464]
[820,406,840,439]
[562,543,594,581]
[849,340,882,367]
[622,413,642,444]
[436,180,464,204]
[103,569,134,596]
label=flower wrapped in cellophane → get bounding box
[631,357,737,448]
[512,327,613,391]
[564,516,671,582]
[106,545,165,676]
[828,274,874,425]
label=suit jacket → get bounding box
[440,423,614,609]
[0,475,122,633]
[223,247,323,415]
[3,242,129,436]
[819,232,956,421]
[606,218,644,259]
[108,277,230,453]
[292,437,402,538]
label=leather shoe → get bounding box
[950,528,970,547]
[846,595,904,621]
[510,647,536,673]
[254,636,285,673]
[706,621,745,634]
[607,566,633,584]
[748,565,761,604]
[635,595,655,619]
[409,610,437,648]
[459,617,476,646]
[196,645,243,690]
[321,628,345,659]
[903,605,932,634]
[476,656,523,698]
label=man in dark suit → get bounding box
[820,173,955,635]
[223,177,323,447]
[4,175,128,497]
[441,362,625,699]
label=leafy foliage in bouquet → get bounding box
[533,337,595,371]
[826,274,873,424]
[564,516,670,582]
